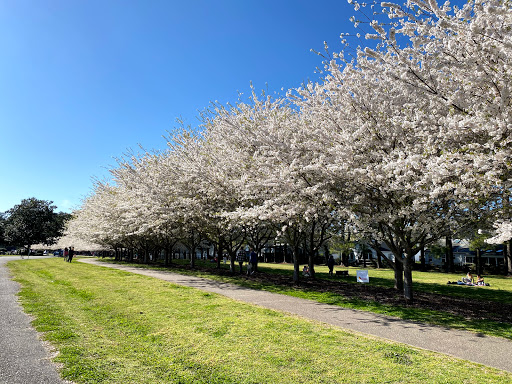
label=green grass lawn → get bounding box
[8,258,512,383]
[259,262,512,302]
[101,258,512,339]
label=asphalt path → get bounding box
[79,258,512,373]
[0,256,64,384]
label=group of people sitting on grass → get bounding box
[448,271,490,286]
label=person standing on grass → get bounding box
[68,247,75,262]
[249,249,258,274]
[64,247,69,261]
[327,255,335,276]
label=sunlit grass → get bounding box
[8,258,512,383]
[101,258,512,339]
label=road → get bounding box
[0,256,65,384]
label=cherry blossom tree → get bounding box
[202,91,342,282]
[288,0,512,301]
[65,0,512,302]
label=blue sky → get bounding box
[0,0,359,213]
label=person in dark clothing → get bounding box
[68,247,75,262]
[249,249,258,274]
[327,255,335,276]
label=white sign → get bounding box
[357,270,369,283]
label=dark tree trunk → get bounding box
[394,257,404,291]
[403,255,414,304]
[307,221,318,279]
[164,247,169,266]
[505,241,512,276]
[419,245,426,271]
[446,236,454,273]
[476,248,482,275]
[215,241,221,269]
[190,247,196,268]
[230,253,236,274]
[293,245,300,284]
[308,251,316,279]
[341,252,348,267]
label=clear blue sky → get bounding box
[0,0,358,213]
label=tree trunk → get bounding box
[446,236,454,273]
[230,253,236,274]
[308,250,316,279]
[164,247,169,266]
[342,251,348,267]
[215,241,222,269]
[190,246,196,268]
[307,223,316,279]
[504,192,512,275]
[476,248,482,275]
[394,257,404,291]
[293,246,300,284]
[505,241,512,276]
[420,245,426,272]
[403,256,414,304]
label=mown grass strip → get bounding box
[100,258,512,339]
[8,258,512,384]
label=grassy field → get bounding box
[112,258,512,299]
[258,262,512,302]
[101,258,512,339]
[7,257,512,383]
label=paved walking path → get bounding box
[0,256,64,384]
[80,258,512,373]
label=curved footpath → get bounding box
[79,258,512,373]
[0,256,65,384]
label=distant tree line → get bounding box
[0,198,71,254]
